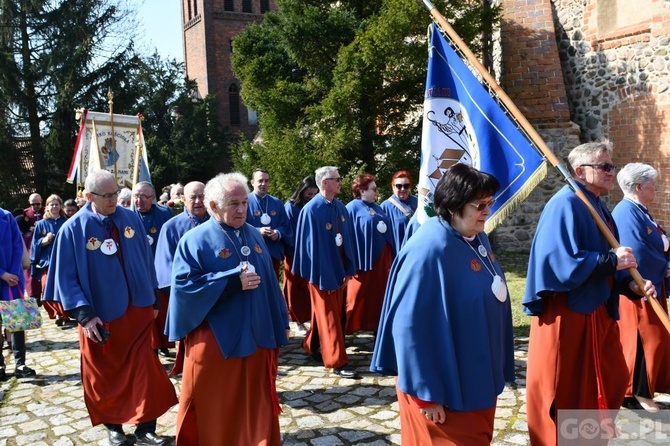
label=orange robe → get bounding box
[176,323,281,446]
[283,254,311,325]
[80,304,177,426]
[303,284,349,369]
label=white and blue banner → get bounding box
[417,23,547,232]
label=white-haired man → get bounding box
[166,172,289,445]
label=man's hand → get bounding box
[82,317,105,343]
[614,246,637,271]
[240,271,261,291]
[420,404,446,424]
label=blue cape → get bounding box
[135,204,173,256]
[283,200,303,257]
[246,193,293,261]
[44,202,158,321]
[291,194,357,291]
[154,211,208,290]
[30,217,67,274]
[380,194,418,254]
[371,217,515,411]
[166,218,289,358]
[0,208,25,301]
[523,184,624,317]
[346,199,395,271]
[612,199,669,295]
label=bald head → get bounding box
[184,181,206,218]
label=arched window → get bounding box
[260,0,270,13]
[224,0,234,12]
[243,0,252,13]
[193,0,198,16]
[186,0,192,20]
[229,84,241,126]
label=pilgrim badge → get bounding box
[254,244,263,254]
[470,259,482,272]
[150,226,157,234]
[377,221,387,233]
[325,223,332,230]
[260,213,271,225]
[341,215,345,222]
[270,210,276,216]
[100,239,117,256]
[335,233,343,247]
[124,226,135,238]
[253,210,261,217]
[86,237,102,251]
[369,210,375,216]
[241,245,251,256]
[218,248,232,259]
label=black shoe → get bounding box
[135,432,172,446]
[158,348,174,358]
[622,397,644,410]
[55,317,64,327]
[333,364,361,379]
[0,368,6,382]
[108,430,131,446]
[14,365,36,378]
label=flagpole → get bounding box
[108,88,118,183]
[418,0,670,333]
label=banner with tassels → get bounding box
[417,22,547,233]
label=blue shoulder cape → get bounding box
[370,217,515,411]
[346,199,395,270]
[44,202,158,321]
[292,194,357,291]
[136,204,173,256]
[246,193,293,261]
[166,218,289,358]
[0,208,25,301]
[380,194,418,253]
[30,217,66,274]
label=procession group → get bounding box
[0,139,669,445]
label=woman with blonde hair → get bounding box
[31,194,69,326]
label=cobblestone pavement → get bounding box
[1,309,668,445]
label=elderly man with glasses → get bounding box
[44,170,177,446]
[131,182,173,257]
[292,166,360,379]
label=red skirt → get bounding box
[526,294,627,446]
[40,269,69,320]
[618,282,670,396]
[80,304,178,426]
[283,255,311,324]
[396,384,495,445]
[303,284,349,369]
[345,243,392,334]
[176,323,281,446]
[150,289,174,350]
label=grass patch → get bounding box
[497,250,530,337]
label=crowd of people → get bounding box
[0,139,668,445]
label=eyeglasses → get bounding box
[325,177,342,182]
[580,163,616,173]
[467,198,496,212]
[133,194,155,200]
[91,190,121,200]
[394,184,411,190]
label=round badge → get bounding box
[377,221,387,233]
[241,245,251,256]
[100,238,118,255]
[478,244,487,257]
[260,213,271,225]
[335,233,343,247]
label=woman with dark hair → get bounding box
[345,174,394,334]
[283,176,319,333]
[31,194,69,326]
[371,163,515,445]
[380,170,418,253]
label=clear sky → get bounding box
[137,0,184,63]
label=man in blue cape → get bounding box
[292,165,359,379]
[44,170,177,446]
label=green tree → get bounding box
[0,0,139,201]
[231,0,499,201]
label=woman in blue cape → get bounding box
[612,163,670,413]
[371,163,515,445]
[345,174,394,334]
[380,170,418,254]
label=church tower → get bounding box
[180,0,277,140]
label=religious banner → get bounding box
[417,23,547,232]
[67,109,151,188]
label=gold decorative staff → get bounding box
[107,88,118,183]
[417,0,670,333]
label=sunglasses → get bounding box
[394,184,411,190]
[580,163,616,173]
[467,198,496,212]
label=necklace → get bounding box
[464,234,508,302]
[219,224,253,272]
